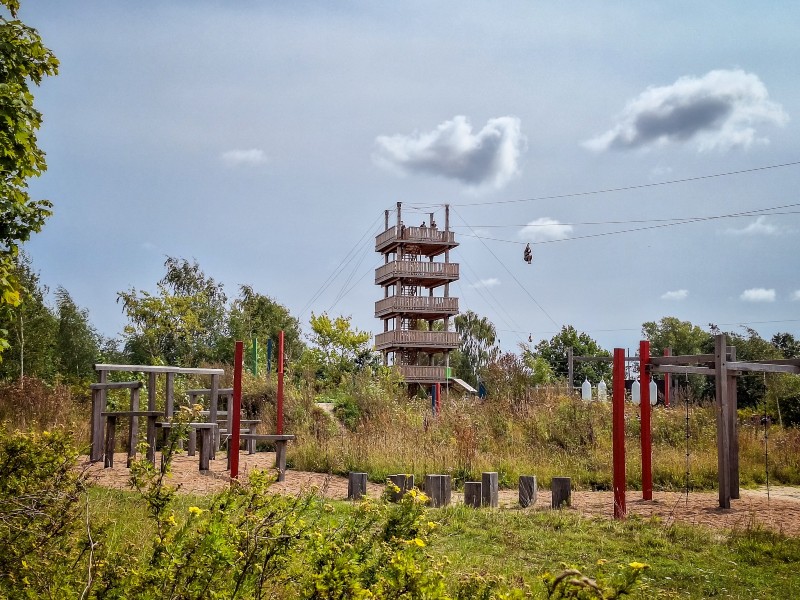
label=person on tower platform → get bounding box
[523,243,533,264]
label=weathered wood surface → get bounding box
[424,474,451,508]
[481,472,499,508]
[551,477,571,509]
[95,364,224,375]
[715,334,731,509]
[90,381,142,390]
[464,482,482,508]
[388,474,415,502]
[519,475,538,507]
[348,472,368,500]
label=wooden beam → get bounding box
[95,364,224,376]
[650,365,715,375]
[727,361,800,374]
[90,381,143,390]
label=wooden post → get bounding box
[612,348,626,519]
[229,341,243,479]
[275,440,288,481]
[348,472,368,500]
[715,334,731,509]
[388,474,414,501]
[481,472,499,507]
[567,347,574,392]
[519,475,538,507]
[424,474,451,508]
[104,415,117,468]
[199,427,212,471]
[640,340,652,500]
[127,385,140,468]
[165,372,175,418]
[435,382,442,415]
[91,370,107,462]
[663,347,671,407]
[464,482,482,508]
[551,477,572,508]
[277,331,284,435]
[728,347,739,500]
[209,372,219,457]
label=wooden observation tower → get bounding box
[374,202,460,386]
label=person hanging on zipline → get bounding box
[523,243,533,264]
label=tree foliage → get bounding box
[54,286,100,382]
[0,0,59,360]
[453,310,499,387]
[226,284,304,367]
[533,325,611,387]
[303,312,375,386]
[117,257,228,366]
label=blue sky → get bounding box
[20,1,800,354]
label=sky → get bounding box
[19,1,800,356]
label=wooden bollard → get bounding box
[464,482,482,508]
[424,474,452,508]
[481,472,499,507]
[348,472,368,500]
[551,477,571,509]
[388,474,415,502]
[519,475,538,507]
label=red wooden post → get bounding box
[612,347,626,519]
[435,382,441,414]
[640,340,652,500]
[230,340,243,480]
[277,331,284,435]
[663,347,671,407]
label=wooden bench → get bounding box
[157,422,218,471]
[236,434,296,481]
[101,410,162,468]
[91,381,143,462]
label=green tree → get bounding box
[453,310,498,387]
[772,332,800,359]
[0,253,56,381]
[0,0,59,360]
[117,257,228,366]
[54,286,100,382]
[641,316,713,357]
[226,285,304,368]
[533,325,610,387]
[304,312,374,386]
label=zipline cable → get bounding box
[452,207,559,330]
[408,160,800,209]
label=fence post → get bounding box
[715,334,731,509]
[464,482,482,507]
[612,347,627,519]
[640,340,652,500]
[481,472,498,507]
[348,472,368,500]
[519,475,538,507]
[551,477,571,508]
[229,341,243,479]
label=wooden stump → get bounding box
[519,475,538,507]
[551,477,571,509]
[348,472,368,500]
[464,482,482,508]
[424,474,451,508]
[388,474,415,502]
[481,472,499,508]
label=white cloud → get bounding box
[583,69,788,152]
[518,217,573,242]
[373,115,526,188]
[725,216,779,236]
[221,148,268,166]
[661,289,688,301]
[470,278,500,289]
[740,288,776,302]
[792,290,800,301]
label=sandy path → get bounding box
[82,452,800,537]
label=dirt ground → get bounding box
[82,451,800,538]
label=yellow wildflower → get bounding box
[188,506,204,516]
[413,538,426,547]
[628,562,649,570]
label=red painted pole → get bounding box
[663,347,671,408]
[640,340,652,500]
[435,382,441,414]
[230,340,243,480]
[612,347,626,519]
[277,331,284,435]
